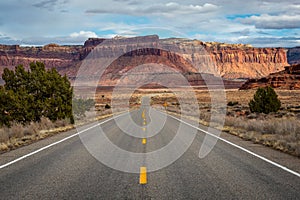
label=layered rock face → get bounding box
[0,35,291,87]
[240,64,300,90]
[0,43,84,77]
[287,47,300,65]
[205,44,288,78]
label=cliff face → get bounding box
[206,45,288,78]
[0,44,84,77]
[0,35,291,87]
[240,64,300,90]
[287,47,300,65]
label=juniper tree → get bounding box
[249,86,281,114]
[0,62,74,126]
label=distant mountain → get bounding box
[0,35,295,88]
[287,47,300,65]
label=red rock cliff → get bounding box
[0,35,290,84]
[205,43,288,78]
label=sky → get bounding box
[0,0,299,47]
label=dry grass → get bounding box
[0,98,120,153]
[0,128,9,143]
[146,88,300,157]
[223,116,300,156]
[2,87,300,156]
[225,117,300,135]
[0,118,74,153]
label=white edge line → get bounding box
[161,110,300,178]
[0,113,127,170]
[2,110,299,178]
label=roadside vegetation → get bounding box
[0,62,74,126]
[249,86,281,114]
[0,62,96,153]
[224,116,300,156]
[223,87,299,156]
[73,98,94,118]
[150,88,300,157]
[1,68,299,157]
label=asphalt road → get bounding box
[0,101,300,199]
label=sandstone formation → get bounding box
[240,64,300,90]
[205,44,287,79]
[0,35,293,87]
[0,44,83,77]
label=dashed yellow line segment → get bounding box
[139,167,147,184]
[140,109,147,184]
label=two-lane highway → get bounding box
[0,104,300,199]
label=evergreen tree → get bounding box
[0,62,74,126]
[249,86,281,114]
[0,87,14,127]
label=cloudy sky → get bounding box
[0,0,299,47]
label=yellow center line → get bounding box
[142,138,146,144]
[139,167,147,184]
[140,110,147,185]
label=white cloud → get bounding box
[1,0,300,47]
[21,31,99,45]
[192,34,216,42]
[239,14,300,29]
[236,36,300,47]
[70,31,98,38]
[99,23,139,35]
[152,2,219,16]
[86,2,219,16]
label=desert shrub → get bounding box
[73,98,94,118]
[226,116,300,136]
[38,117,55,130]
[249,87,281,114]
[8,123,24,139]
[0,128,9,143]
[227,101,239,106]
[52,118,70,128]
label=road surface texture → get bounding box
[0,101,300,199]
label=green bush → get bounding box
[249,86,281,114]
[0,62,73,126]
